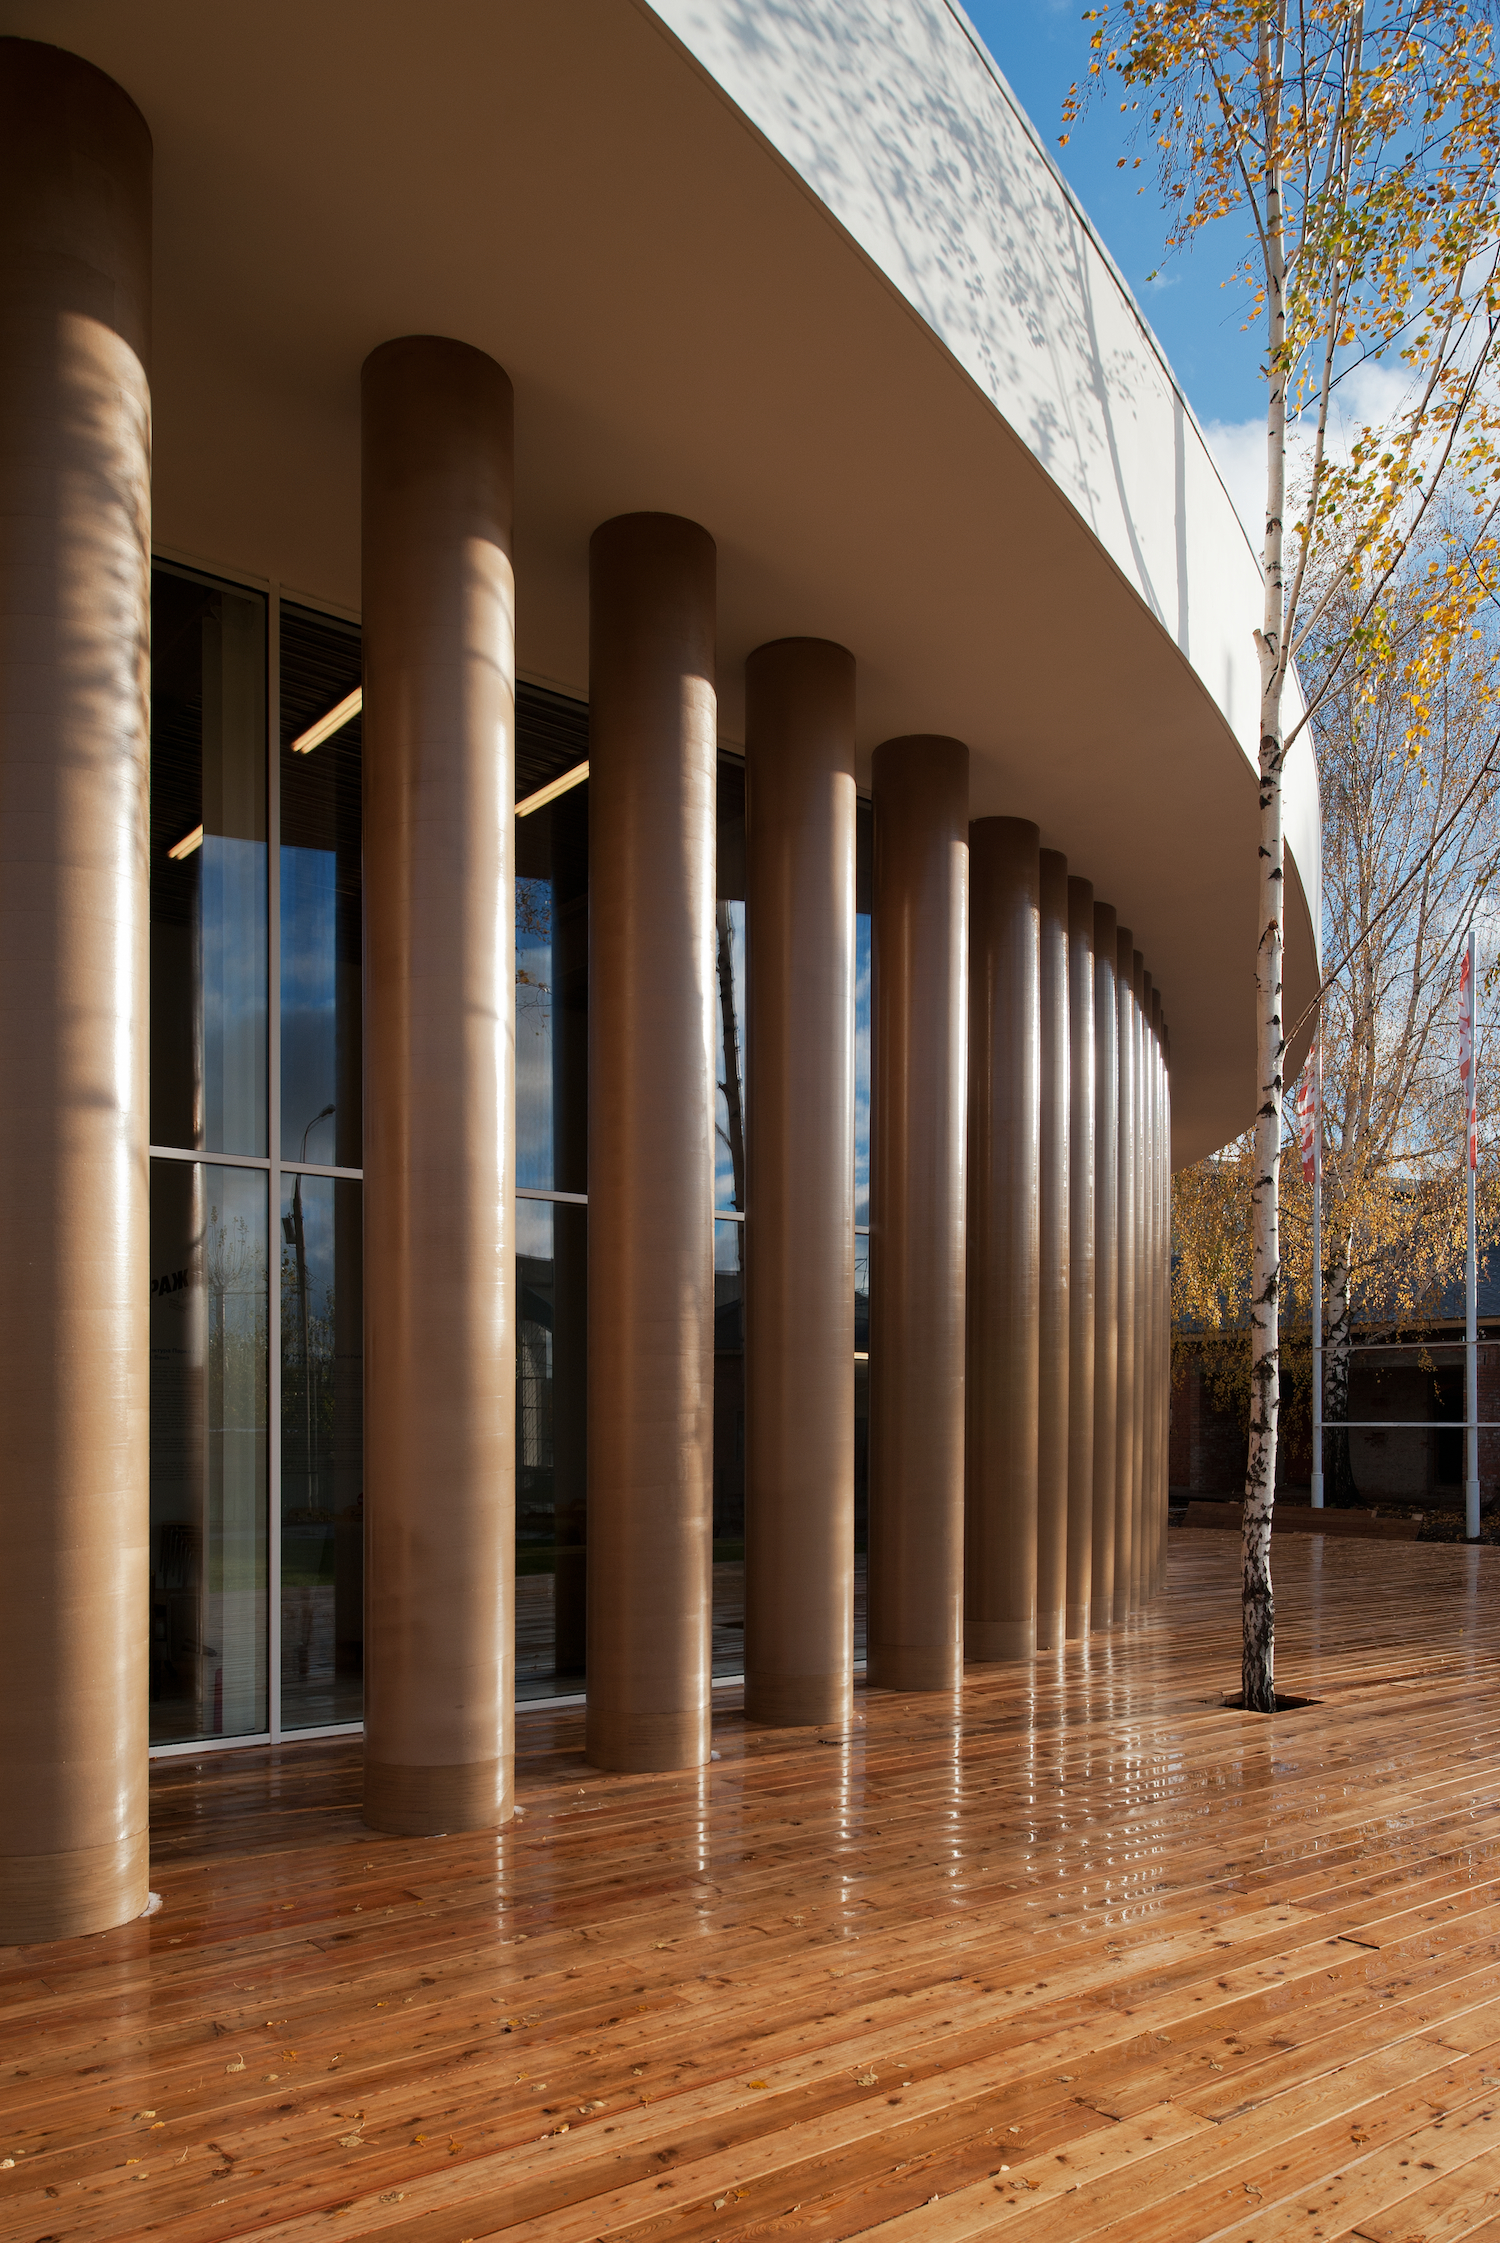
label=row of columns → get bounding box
[0,35,1175,1942]
[357,338,1177,1811]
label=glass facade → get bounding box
[147,562,874,1744]
[149,1161,269,1740]
[149,567,366,1746]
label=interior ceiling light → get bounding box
[292,685,362,756]
[517,761,589,818]
[168,824,204,860]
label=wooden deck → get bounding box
[7,1533,1500,2243]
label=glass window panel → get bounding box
[279,1174,363,1730]
[856,799,872,1226]
[715,758,747,1215]
[712,1216,745,1674]
[280,604,362,1170]
[516,1196,588,1698]
[150,568,268,1156]
[149,1161,269,1742]
[516,787,589,1194]
[516,683,589,1194]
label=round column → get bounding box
[966,818,1041,1663]
[867,739,969,1693]
[362,337,516,1834]
[1091,903,1119,1629]
[1156,1027,1165,1588]
[1131,955,1149,1614]
[586,515,717,1772]
[1113,925,1137,1627]
[1065,877,1096,1641]
[1151,987,1167,1593]
[0,41,152,1941]
[743,639,856,1727]
[1036,850,1070,1653]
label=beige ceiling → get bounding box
[0,0,1319,1161]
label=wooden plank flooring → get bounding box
[6,1534,1500,2242]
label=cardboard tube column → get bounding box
[1156,1027,1165,1588]
[1152,989,1167,1592]
[1131,955,1149,1614]
[586,515,716,1773]
[744,640,856,1727]
[1036,850,1070,1654]
[967,818,1041,1662]
[1065,878,1096,1641]
[1113,927,1137,1627]
[1090,904,1119,1628]
[867,739,969,1692]
[1139,975,1156,1607]
[0,40,152,1943]
[362,337,516,1834]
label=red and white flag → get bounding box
[1295,1045,1318,1185]
[1460,943,1478,1172]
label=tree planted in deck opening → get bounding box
[1067,0,1500,1708]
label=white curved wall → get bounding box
[654,0,1321,952]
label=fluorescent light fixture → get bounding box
[516,760,589,817]
[168,824,204,861]
[292,685,362,756]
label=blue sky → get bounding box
[962,3,1268,427]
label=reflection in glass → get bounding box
[279,1175,364,1729]
[516,1197,588,1698]
[715,759,747,1224]
[149,1161,269,1741]
[856,798,872,1225]
[280,605,362,1170]
[712,1218,746,1674]
[150,568,268,1156]
[515,784,589,1194]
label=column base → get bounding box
[363,1758,513,1835]
[0,1829,149,1945]
[1035,1610,1066,1652]
[865,1643,962,1694]
[584,1708,709,1774]
[965,1618,1036,1662]
[744,1676,851,1728]
[1065,1602,1090,1640]
[1111,1592,1133,1628]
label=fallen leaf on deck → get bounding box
[856,2072,877,2086]
[338,2134,364,2149]
[748,2079,770,2090]
[224,2059,245,2073]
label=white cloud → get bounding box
[1204,360,1422,544]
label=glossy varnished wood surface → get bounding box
[6,1533,1500,2241]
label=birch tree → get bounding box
[1174,563,1500,1480]
[1314,565,1500,1500]
[1066,0,1500,1707]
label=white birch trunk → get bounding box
[1243,26,1289,1713]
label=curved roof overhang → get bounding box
[0,0,1320,1163]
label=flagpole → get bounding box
[1466,926,1480,1541]
[1311,1033,1323,1511]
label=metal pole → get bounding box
[1466,926,1480,1540]
[1311,1032,1323,1509]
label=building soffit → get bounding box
[0,0,1319,1162]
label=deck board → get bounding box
[6,1535,1500,2240]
